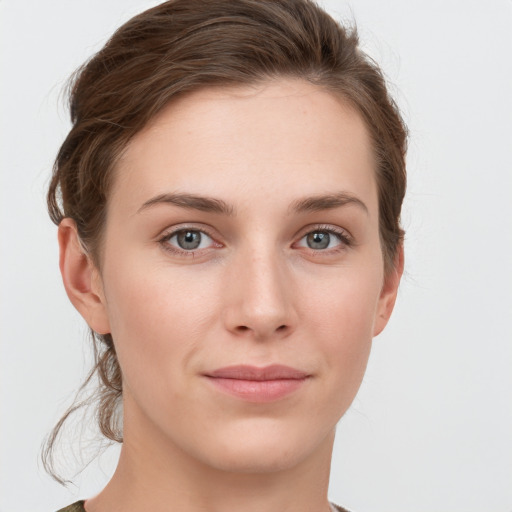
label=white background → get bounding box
[1,1,511,511]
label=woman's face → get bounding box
[81,79,401,473]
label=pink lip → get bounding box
[204,365,310,403]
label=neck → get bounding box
[85,399,335,512]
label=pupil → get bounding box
[307,232,330,250]
[178,230,201,250]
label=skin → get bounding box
[59,78,403,512]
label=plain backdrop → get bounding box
[1,1,511,511]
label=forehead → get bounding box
[111,79,377,217]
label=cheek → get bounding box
[304,262,381,340]
[101,254,219,388]
[302,266,382,391]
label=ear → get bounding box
[373,244,404,337]
[58,218,111,335]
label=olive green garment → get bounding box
[56,502,85,512]
[56,501,351,511]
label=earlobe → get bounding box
[58,218,111,335]
[373,245,404,337]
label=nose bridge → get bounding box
[224,241,296,339]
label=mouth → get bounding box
[203,364,311,403]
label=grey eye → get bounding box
[174,230,205,250]
[167,229,213,251]
[306,231,331,249]
[162,228,216,254]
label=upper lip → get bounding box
[205,364,309,381]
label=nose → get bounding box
[222,248,298,341]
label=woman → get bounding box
[45,0,407,510]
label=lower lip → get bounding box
[205,377,308,403]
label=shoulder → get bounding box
[58,500,348,512]
[56,501,86,512]
[330,502,354,512]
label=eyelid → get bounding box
[156,222,353,258]
[293,224,354,251]
[158,224,222,256]
[296,224,353,242]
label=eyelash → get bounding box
[297,224,353,253]
[158,226,220,257]
[157,224,353,257]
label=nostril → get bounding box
[277,325,287,331]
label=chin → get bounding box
[185,418,336,474]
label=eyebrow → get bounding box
[288,192,368,215]
[138,193,235,215]
[137,191,368,216]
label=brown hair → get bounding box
[44,0,407,483]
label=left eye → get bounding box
[165,229,214,251]
[297,230,343,250]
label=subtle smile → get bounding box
[203,365,311,403]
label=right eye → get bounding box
[160,228,218,254]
